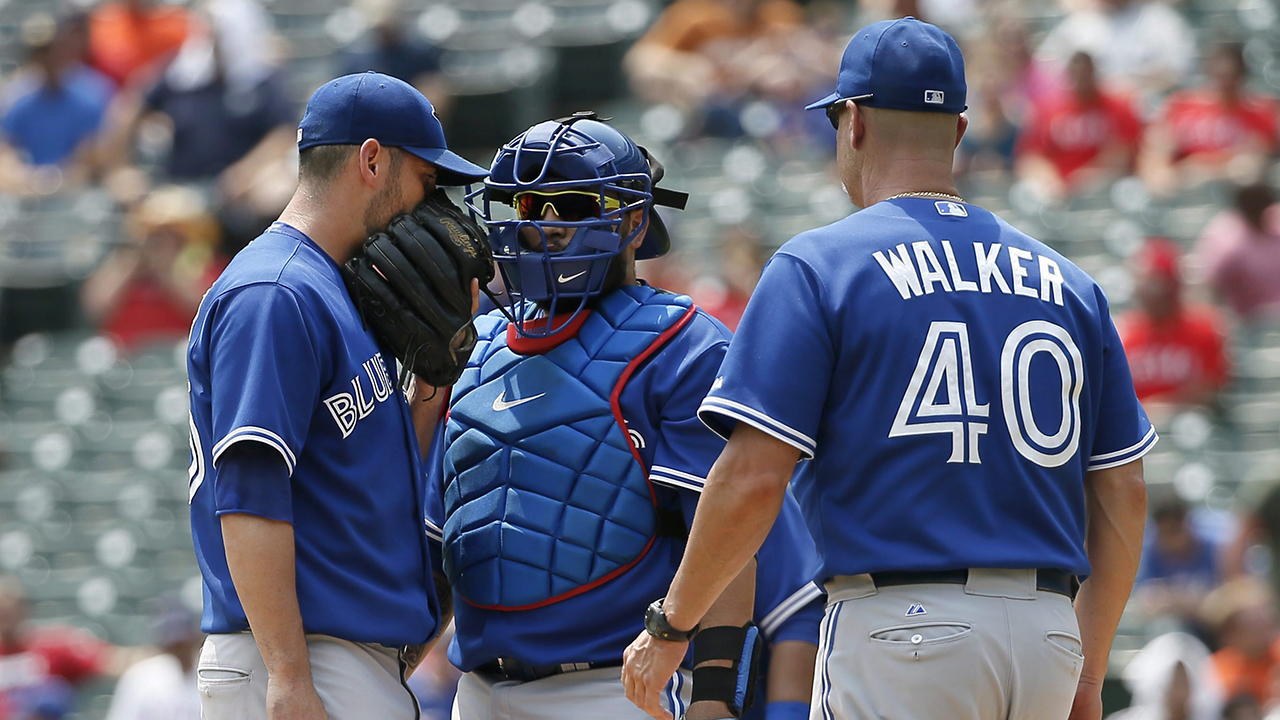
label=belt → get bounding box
[869,569,1079,599]
[476,657,623,683]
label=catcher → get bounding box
[186,71,491,720]
[398,113,817,720]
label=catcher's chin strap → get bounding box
[483,286,517,323]
[691,623,763,718]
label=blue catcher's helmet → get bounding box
[466,113,688,338]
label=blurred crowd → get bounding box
[0,0,1279,718]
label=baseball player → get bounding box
[421,113,815,720]
[623,17,1153,720]
[186,72,488,720]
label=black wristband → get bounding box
[644,598,699,642]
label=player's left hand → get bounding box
[622,631,688,720]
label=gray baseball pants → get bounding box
[453,665,693,720]
[812,569,1083,720]
[196,632,420,720]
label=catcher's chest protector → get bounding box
[442,285,695,610]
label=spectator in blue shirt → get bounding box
[1134,494,1221,625]
[0,14,111,194]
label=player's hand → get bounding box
[266,676,329,720]
[1066,676,1103,720]
[622,630,688,720]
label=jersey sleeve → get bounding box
[424,415,447,544]
[1088,293,1158,470]
[647,316,733,493]
[755,489,824,643]
[208,284,322,476]
[699,254,834,459]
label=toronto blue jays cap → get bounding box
[297,71,488,186]
[805,17,966,115]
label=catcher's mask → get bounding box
[466,112,687,338]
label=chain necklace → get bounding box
[884,191,965,203]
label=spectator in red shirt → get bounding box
[1118,238,1229,414]
[1142,43,1279,195]
[81,185,227,352]
[0,576,109,719]
[1015,51,1143,201]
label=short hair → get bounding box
[298,144,406,187]
[298,144,359,187]
[1151,494,1189,525]
[1213,41,1247,74]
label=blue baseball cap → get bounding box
[806,17,966,115]
[297,71,488,186]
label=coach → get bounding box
[623,18,1152,720]
[186,72,487,720]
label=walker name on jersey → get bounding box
[323,356,396,438]
[873,241,1065,306]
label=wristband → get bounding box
[765,701,810,720]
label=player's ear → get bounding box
[849,101,865,150]
[625,208,648,249]
[955,113,969,149]
[358,139,384,189]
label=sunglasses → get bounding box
[825,94,874,130]
[513,190,622,222]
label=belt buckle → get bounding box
[497,657,509,678]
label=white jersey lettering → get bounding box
[873,244,924,300]
[941,240,978,292]
[975,242,1011,295]
[912,241,953,295]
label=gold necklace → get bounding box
[884,191,965,203]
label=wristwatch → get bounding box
[645,598,699,642]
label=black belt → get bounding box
[476,657,623,683]
[869,569,1079,599]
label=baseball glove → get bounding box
[344,191,495,389]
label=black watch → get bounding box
[644,598,699,642]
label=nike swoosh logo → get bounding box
[492,391,546,411]
[557,270,587,283]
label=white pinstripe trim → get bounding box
[650,466,706,493]
[760,581,824,640]
[1089,426,1157,462]
[424,518,443,543]
[698,398,816,459]
[212,426,297,475]
[1088,428,1159,471]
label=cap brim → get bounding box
[637,208,671,260]
[402,146,489,186]
[804,91,841,111]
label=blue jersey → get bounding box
[188,222,441,646]
[700,199,1156,583]
[755,488,823,645]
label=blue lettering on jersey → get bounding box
[701,198,1156,583]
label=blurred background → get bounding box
[0,0,1278,717]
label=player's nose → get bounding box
[540,207,571,248]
